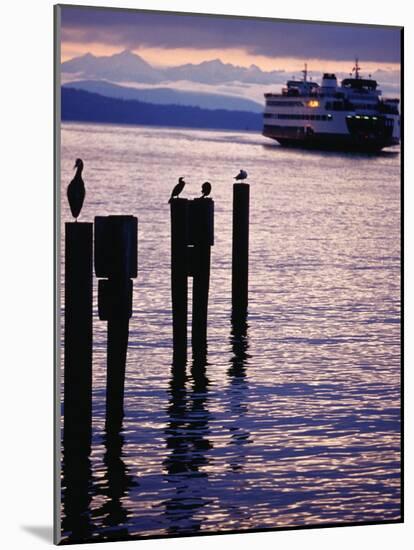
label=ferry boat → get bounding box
[263,60,400,152]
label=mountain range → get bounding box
[63,80,263,113]
[61,49,286,86]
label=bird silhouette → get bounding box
[234,169,248,182]
[67,158,85,221]
[200,181,212,198]
[168,177,186,203]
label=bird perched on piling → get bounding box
[200,181,212,198]
[234,169,248,182]
[168,177,186,203]
[67,158,85,221]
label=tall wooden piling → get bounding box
[95,216,137,433]
[64,222,93,450]
[189,198,214,359]
[170,199,189,364]
[232,183,249,319]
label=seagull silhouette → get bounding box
[168,177,186,203]
[67,158,85,221]
[200,181,212,198]
[234,169,248,182]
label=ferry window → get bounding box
[267,100,304,107]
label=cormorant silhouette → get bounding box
[168,177,186,203]
[67,158,85,221]
[234,169,248,182]
[200,181,211,198]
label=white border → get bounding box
[1,1,411,548]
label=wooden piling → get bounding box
[189,198,214,360]
[95,216,137,433]
[170,199,189,364]
[64,222,93,450]
[105,317,129,434]
[232,183,249,319]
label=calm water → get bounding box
[59,122,401,543]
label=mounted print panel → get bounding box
[54,4,402,545]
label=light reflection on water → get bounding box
[60,122,400,543]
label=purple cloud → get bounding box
[60,6,401,63]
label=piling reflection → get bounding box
[62,406,137,542]
[229,315,250,378]
[227,315,251,471]
[162,358,213,534]
[93,427,135,539]
[163,362,188,476]
[189,357,213,469]
[61,439,94,543]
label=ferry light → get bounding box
[307,100,320,108]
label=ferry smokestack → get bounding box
[321,73,337,89]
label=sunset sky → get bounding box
[59,5,401,99]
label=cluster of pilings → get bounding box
[170,197,214,364]
[63,182,249,448]
[64,216,137,450]
[170,183,249,364]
